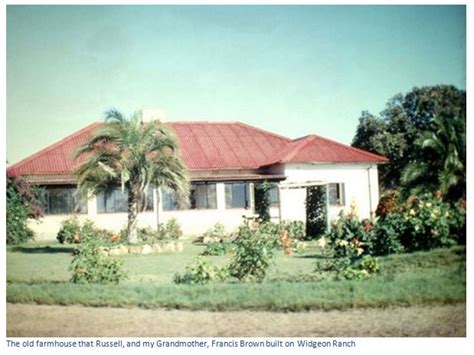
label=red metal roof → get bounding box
[262,134,388,165]
[7,121,386,178]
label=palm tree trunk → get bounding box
[127,189,139,244]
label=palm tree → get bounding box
[75,109,189,243]
[402,114,465,201]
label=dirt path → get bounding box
[7,303,465,337]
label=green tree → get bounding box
[6,174,43,244]
[75,109,189,243]
[352,85,466,191]
[402,114,465,201]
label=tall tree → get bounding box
[402,114,466,201]
[75,109,190,243]
[352,85,466,191]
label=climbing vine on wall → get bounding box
[305,185,327,239]
[255,181,276,223]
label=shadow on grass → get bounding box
[294,254,327,259]
[9,246,75,254]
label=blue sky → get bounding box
[7,5,466,164]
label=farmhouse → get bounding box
[7,119,387,240]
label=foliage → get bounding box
[325,203,373,257]
[370,213,405,255]
[228,222,278,282]
[305,185,327,239]
[352,85,466,191]
[57,217,81,244]
[75,108,189,243]
[173,256,228,285]
[372,192,464,255]
[315,240,380,281]
[199,223,228,242]
[254,181,276,222]
[163,218,183,240]
[375,191,402,217]
[57,217,116,244]
[69,226,127,284]
[282,220,306,241]
[200,242,236,256]
[6,174,43,245]
[402,114,465,201]
[399,194,457,252]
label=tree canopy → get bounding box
[351,85,466,199]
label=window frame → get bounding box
[41,185,88,215]
[328,183,346,206]
[96,187,154,214]
[161,182,217,211]
[225,182,250,209]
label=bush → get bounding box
[399,194,456,252]
[6,174,42,245]
[174,256,228,285]
[375,191,402,217]
[69,226,127,284]
[370,213,405,255]
[228,222,278,282]
[163,218,183,240]
[340,256,380,280]
[326,205,373,257]
[57,217,81,244]
[281,220,306,241]
[200,242,235,256]
[314,243,380,281]
[198,223,228,243]
[57,218,116,244]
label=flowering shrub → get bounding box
[326,204,373,257]
[57,217,81,244]
[400,194,456,251]
[69,226,126,284]
[6,174,43,245]
[281,220,306,241]
[314,242,380,281]
[375,191,403,217]
[228,222,278,282]
[174,256,228,285]
[57,217,115,244]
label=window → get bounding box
[41,186,87,215]
[268,186,280,207]
[162,183,217,211]
[328,183,345,206]
[190,183,217,209]
[97,187,153,213]
[225,182,250,209]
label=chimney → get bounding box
[141,108,166,123]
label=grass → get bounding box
[6,241,466,311]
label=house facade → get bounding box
[7,121,387,240]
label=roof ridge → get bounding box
[282,135,317,162]
[309,134,388,162]
[8,122,101,171]
[233,122,292,142]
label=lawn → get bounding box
[6,241,466,312]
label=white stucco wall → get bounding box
[28,182,258,240]
[27,164,380,241]
[280,163,380,223]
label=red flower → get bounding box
[363,223,373,232]
[435,190,442,199]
